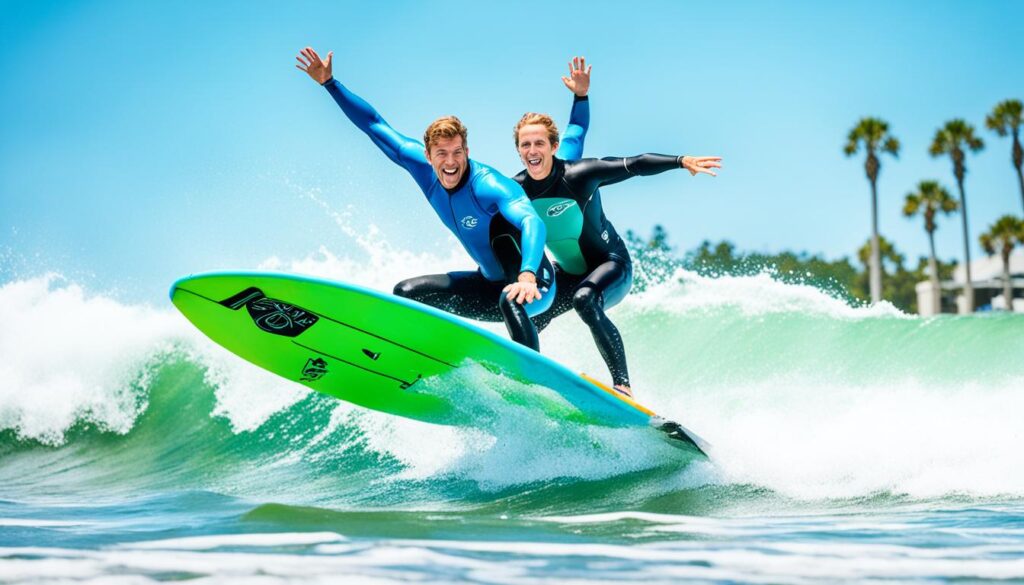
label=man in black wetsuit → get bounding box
[512,97,722,397]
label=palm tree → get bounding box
[985,99,1024,214]
[930,119,984,313]
[903,181,958,314]
[844,118,900,304]
[857,234,904,276]
[979,215,1024,311]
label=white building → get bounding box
[916,249,1024,315]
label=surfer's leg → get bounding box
[532,264,580,332]
[572,260,633,388]
[393,272,502,321]
[495,255,558,351]
[393,271,544,351]
[498,294,540,350]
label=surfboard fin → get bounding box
[651,416,710,457]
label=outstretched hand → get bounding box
[561,56,591,97]
[296,47,333,84]
[681,156,723,177]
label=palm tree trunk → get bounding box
[1014,131,1024,214]
[1017,164,1024,215]
[956,177,974,313]
[928,230,941,314]
[1002,251,1013,312]
[869,179,882,304]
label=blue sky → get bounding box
[1,0,1022,302]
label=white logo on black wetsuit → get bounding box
[547,201,577,217]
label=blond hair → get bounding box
[423,116,468,152]
[514,113,560,147]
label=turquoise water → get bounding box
[1,268,1023,583]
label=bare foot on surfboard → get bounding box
[613,384,633,399]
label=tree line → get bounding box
[623,229,951,313]
[844,99,1023,312]
[624,99,1024,314]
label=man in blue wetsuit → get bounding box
[295,47,587,351]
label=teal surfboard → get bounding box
[170,271,706,454]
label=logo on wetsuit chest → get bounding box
[546,201,577,217]
[460,215,479,229]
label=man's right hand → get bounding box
[296,47,333,84]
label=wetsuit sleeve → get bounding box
[572,154,682,190]
[477,172,547,274]
[322,78,434,190]
[555,95,589,161]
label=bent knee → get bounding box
[572,287,600,314]
[393,280,416,298]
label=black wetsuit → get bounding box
[514,154,683,386]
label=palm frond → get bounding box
[979,215,1024,255]
[986,99,1023,136]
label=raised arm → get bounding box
[556,56,591,161]
[296,47,429,179]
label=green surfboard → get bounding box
[170,271,706,454]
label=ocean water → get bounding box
[2,251,1023,583]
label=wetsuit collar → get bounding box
[443,159,472,195]
[522,157,564,197]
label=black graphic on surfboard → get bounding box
[300,357,329,381]
[219,287,318,337]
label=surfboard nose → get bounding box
[168,274,195,301]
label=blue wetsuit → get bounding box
[555,95,590,161]
[323,78,575,349]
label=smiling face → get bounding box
[513,113,560,181]
[423,116,470,190]
[520,123,561,178]
[426,135,468,189]
[517,124,558,180]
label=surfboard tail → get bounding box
[650,416,710,456]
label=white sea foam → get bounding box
[631,267,906,319]
[0,275,186,445]
[2,221,1022,500]
[681,376,1024,500]
[261,178,479,296]
[199,342,309,433]
[0,518,86,527]
[122,532,346,550]
[0,274,310,443]
[8,534,1023,584]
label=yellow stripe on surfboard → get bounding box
[578,373,655,416]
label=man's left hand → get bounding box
[681,155,723,177]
